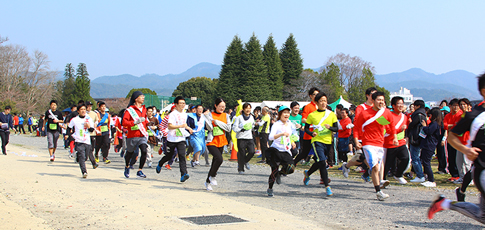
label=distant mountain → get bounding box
[90,62,221,98]
[375,68,480,101]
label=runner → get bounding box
[455,98,472,184]
[156,96,193,182]
[302,92,337,197]
[353,91,397,201]
[43,100,65,161]
[27,114,33,133]
[233,102,255,174]
[187,104,209,168]
[146,106,159,168]
[428,73,485,224]
[0,106,14,155]
[204,98,231,191]
[418,108,443,187]
[68,103,97,178]
[256,106,270,164]
[122,91,149,178]
[289,101,302,158]
[381,96,410,185]
[293,87,320,166]
[266,105,297,197]
[86,101,99,162]
[337,108,353,164]
[443,99,462,182]
[95,101,111,164]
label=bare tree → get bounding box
[283,69,325,101]
[323,53,375,92]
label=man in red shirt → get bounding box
[443,98,462,181]
[353,92,397,201]
[383,96,410,185]
[13,114,19,135]
[122,91,149,178]
[337,108,353,163]
[293,87,320,166]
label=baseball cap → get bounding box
[278,105,290,112]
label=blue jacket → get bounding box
[420,121,442,152]
[19,117,24,125]
[0,112,14,131]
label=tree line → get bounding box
[172,34,389,108]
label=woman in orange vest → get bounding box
[205,98,231,191]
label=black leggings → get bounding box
[124,143,147,170]
[0,131,9,154]
[421,149,435,182]
[461,166,474,193]
[293,139,311,165]
[268,148,295,189]
[95,134,110,159]
[207,146,223,182]
[158,141,187,176]
[307,158,329,187]
[384,145,410,179]
[259,133,269,161]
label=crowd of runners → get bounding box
[1,74,485,224]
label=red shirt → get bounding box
[338,117,352,138]
[353,103,372,141]
[13,116,19,126]
[354,108,395,147]
[301,101,317,140]
[384,112,408,148]
[122,105,148,138]
[443,110,463,131]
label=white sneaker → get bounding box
[380,180,390,189]
[342,162,349,178]
[394,176,407,185]
[209,176,217,186]
[421,181,436,187]
[376,191,389,201]
[410,177,425,183]
[205,182,213,191]
[354,166,363,172]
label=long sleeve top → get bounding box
[0,112,14,132]
[232,114,254,140]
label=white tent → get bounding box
[328,96,353,110]
[161,103,188,112]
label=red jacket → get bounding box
[122,105,148,139]
[354,108,395,147]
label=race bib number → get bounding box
[148,129,154,136]
[79,129,83,137]
[176,128,183,137]
[397,130,405,140]
[243,122,252,130]
[131,126,139,131]
[213,126,224,136]
[100,125,108,132]
[290,134,299,142]
[49,123,57,130]
[318,128,330,136]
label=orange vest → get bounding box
[207,112,228,147]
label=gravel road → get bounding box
[7,134,484,229]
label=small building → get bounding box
[390,87,414,107]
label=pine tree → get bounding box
[75,63,94,105]
[280,33,303,99]
[263,35,284,100]
[61,63,76,109]
[217,36,244,107]
[241,34,270,102]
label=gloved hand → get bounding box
[346,124,354,129]
[134,117,145,125]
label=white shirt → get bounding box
[68,116,94,145]
[269,120,296,155]
[167,110,189,143]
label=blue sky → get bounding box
[2,1,484,79]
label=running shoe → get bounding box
[257,160,265,164]
[393,176,407,185]
[104,159,111,164]
[410,177,425,183]
[137,171,147,178]
[95,157,99,163]
[209,176,217,186]
[342,162,349,178]
[186,155,190,161]
[147,162,152,168]
[180,173,190,182]
[380,180,390,189]
[376,191,389,201]
[453,178,464,184]
[124,167,130,178]
[361,175,371,183]
[165,164,172,170]
[276,172,281,185]
[69,153,74,159]
[428,195,446,219]
[303,170,310,185]
[436,170,447,175]
[455,187,465,202]
[50,155,55,162]
[205,182,213,191]
[93,164,98,169]
[267,188,274,197]
[156,165,162,174]
[257,154,262,158]
[238,171,245,175]
[447,177,460,182]
[83,172,87,178]
[421,181,436,187]
[326,186,333,197]
[191,161,195,167]
[245,163,250,170]
[129,165,134,170]
[120,151,124,158]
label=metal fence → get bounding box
[143,94,201,110]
